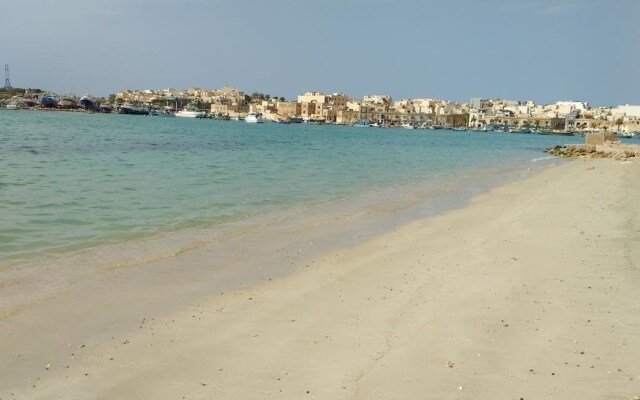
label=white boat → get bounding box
[5,103,19,110]
[245,112,264,124]
[175,104,205,118]
[401,123,415,129]
[176,109,205,118]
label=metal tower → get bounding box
[4,64,11,89]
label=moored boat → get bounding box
[175,104,205,118]
[149,109,175,117]
[117,104,149,115]
[352,120,368,127]
[245,112,264,123]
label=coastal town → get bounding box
[1,84,639,136]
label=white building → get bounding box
[616,104,640,118]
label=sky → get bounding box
[0,0,637,106]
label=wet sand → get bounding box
[1,158,639,399]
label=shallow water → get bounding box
[0,110,582,262]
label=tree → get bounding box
[615,117,624,132]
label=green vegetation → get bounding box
[248,92,285,103]
[0,87,43,100]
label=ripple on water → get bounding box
[0,112,583,261]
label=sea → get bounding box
[0,110,583,265]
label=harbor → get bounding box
[2,85,639,136]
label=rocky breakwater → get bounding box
[546,143,640,160]
[546,131,640,160]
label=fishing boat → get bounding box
[245,112,264,123]
[149,109,175,117]
[289,116,304,123]
[352,120,369,128]
[40,95,58,108]
[117,104,149,115]
[175,104,205,118]
[79,95,98,111]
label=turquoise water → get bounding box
[0,110,581,261]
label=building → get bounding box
[276,101,302,118]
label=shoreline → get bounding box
[0,157,555,321]
[1,156,552,266]
[1,158,639,399]
[1,109,585,264]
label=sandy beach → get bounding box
[1,158,639,399]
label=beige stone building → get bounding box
[276,101,301,118]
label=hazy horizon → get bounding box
[1,0,637,106]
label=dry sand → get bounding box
[1,158,639,399]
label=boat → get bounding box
[79,95,97,110]
[149,109,175,117]
[245,112,264,123]
[58,98,78,109]
[5,103,19,110]
[401,123,415,129]
[175,104,205,118]
[116,104,149,115]
[99,103,113,113]
[40,95,58,108]
[352,120,369,128]
[276,118,291,124]
[210,114,230,121]
[289,116,304,123]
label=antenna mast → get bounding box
[4,65,11,89]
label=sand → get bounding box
[1,158,639,399]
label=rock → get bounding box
[545,143,640,160]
